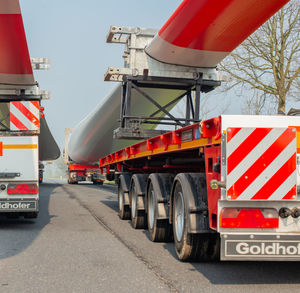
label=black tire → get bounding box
[172,180,210,261]
[118,179,131,220]
[147,177,172,242]
[130,174,147,229]
[98,180,104,186]
[24,212,38,219]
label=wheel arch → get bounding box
[170,173,210,234]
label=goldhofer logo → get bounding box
[0,202,34,210]
[236,242,300,256]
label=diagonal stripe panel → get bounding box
[251,154,296,200]
[227,128,254,156]
[10,101,39,131]
[10,104,34,130]
[30,101,39,110]
[227,128,293,198]
[10,112,28,130]
[267,171,297,200]
[227,128,272,175]
[11,101,39,127]
[226,127,241,143]
[226,127,297,201]
[282,185,297,200]
[234,138,296,200]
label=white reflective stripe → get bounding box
[10,103,37,130]
[268,171,297,200]
[227,128,255,157]
[237,138,296,200]
[23,102,39,120]
[227,128,286,189]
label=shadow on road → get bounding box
[188,259,300,285]
[160,243,300,285]
[0,183,59,260]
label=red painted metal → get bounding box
[99,121,221,168]
[204,145,221,230]
[68,164,99,171]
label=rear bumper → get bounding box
[0,198,38,212]
[221,233,300,261]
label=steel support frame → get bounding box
[118,75,204,139]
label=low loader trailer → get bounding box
[67,164,103,185]
[69,0,297,261]
[99,115,300,261]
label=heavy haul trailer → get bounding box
[67,164,103,185]
[68,0,294,261]
[99,115,300,261]
[64,129,104,185]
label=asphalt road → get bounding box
[1,181,300,293]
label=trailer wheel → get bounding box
[147,174,173,242]
[172,179,210,261]
[118,178,130,220]
[130,174,148,229]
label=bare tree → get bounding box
[220,0,300,114]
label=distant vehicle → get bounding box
[64,129,103,185]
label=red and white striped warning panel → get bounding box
[10,101,40,131]
[226,127,297,201]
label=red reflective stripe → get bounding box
[159,0,289,52]
[11,102,39,127]
[251,154,296,200]
[227,128,272,175]
[10,112,28,130]
[0,142,2,156]
[227,129,295,199]
[0,14,33,75]
[282,186,297,200]
[227,128,241,142]
[30,100,39,110]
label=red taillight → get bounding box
[220,208,278,229]
[7,184,38,195]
